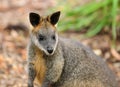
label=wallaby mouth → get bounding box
[45,51,54,56]
[43,48,54,56]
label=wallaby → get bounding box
[27,11,118,87]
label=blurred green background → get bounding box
[51,0,120,45]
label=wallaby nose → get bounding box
[47,47,53,54]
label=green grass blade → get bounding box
[86,17,107,37]
[112,0,118,42]
[58,13,97,31]
[65,0,112,16]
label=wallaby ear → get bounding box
[49,11,61,25]
[29,12,40,27]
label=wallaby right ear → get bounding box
[29,12,40,27]
[49,11,61,25]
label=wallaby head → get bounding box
[29,11,60,55]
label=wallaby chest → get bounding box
[33,47,46,84]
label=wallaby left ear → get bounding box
[49,11,61,25]
[29,12,40,27]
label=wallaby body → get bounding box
[27,11,118,87]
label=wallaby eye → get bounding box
[52,35,56,40]
[38,35,45,41]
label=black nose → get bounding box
[47,47,53,54]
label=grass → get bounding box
[56,0,120,44]
[111,0,119,47]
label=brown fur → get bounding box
[33,46,46,84]
[32,17,56,33]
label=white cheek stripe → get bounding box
[31,34,58,55]
[31,35,45,51]
[53,34,58,53]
